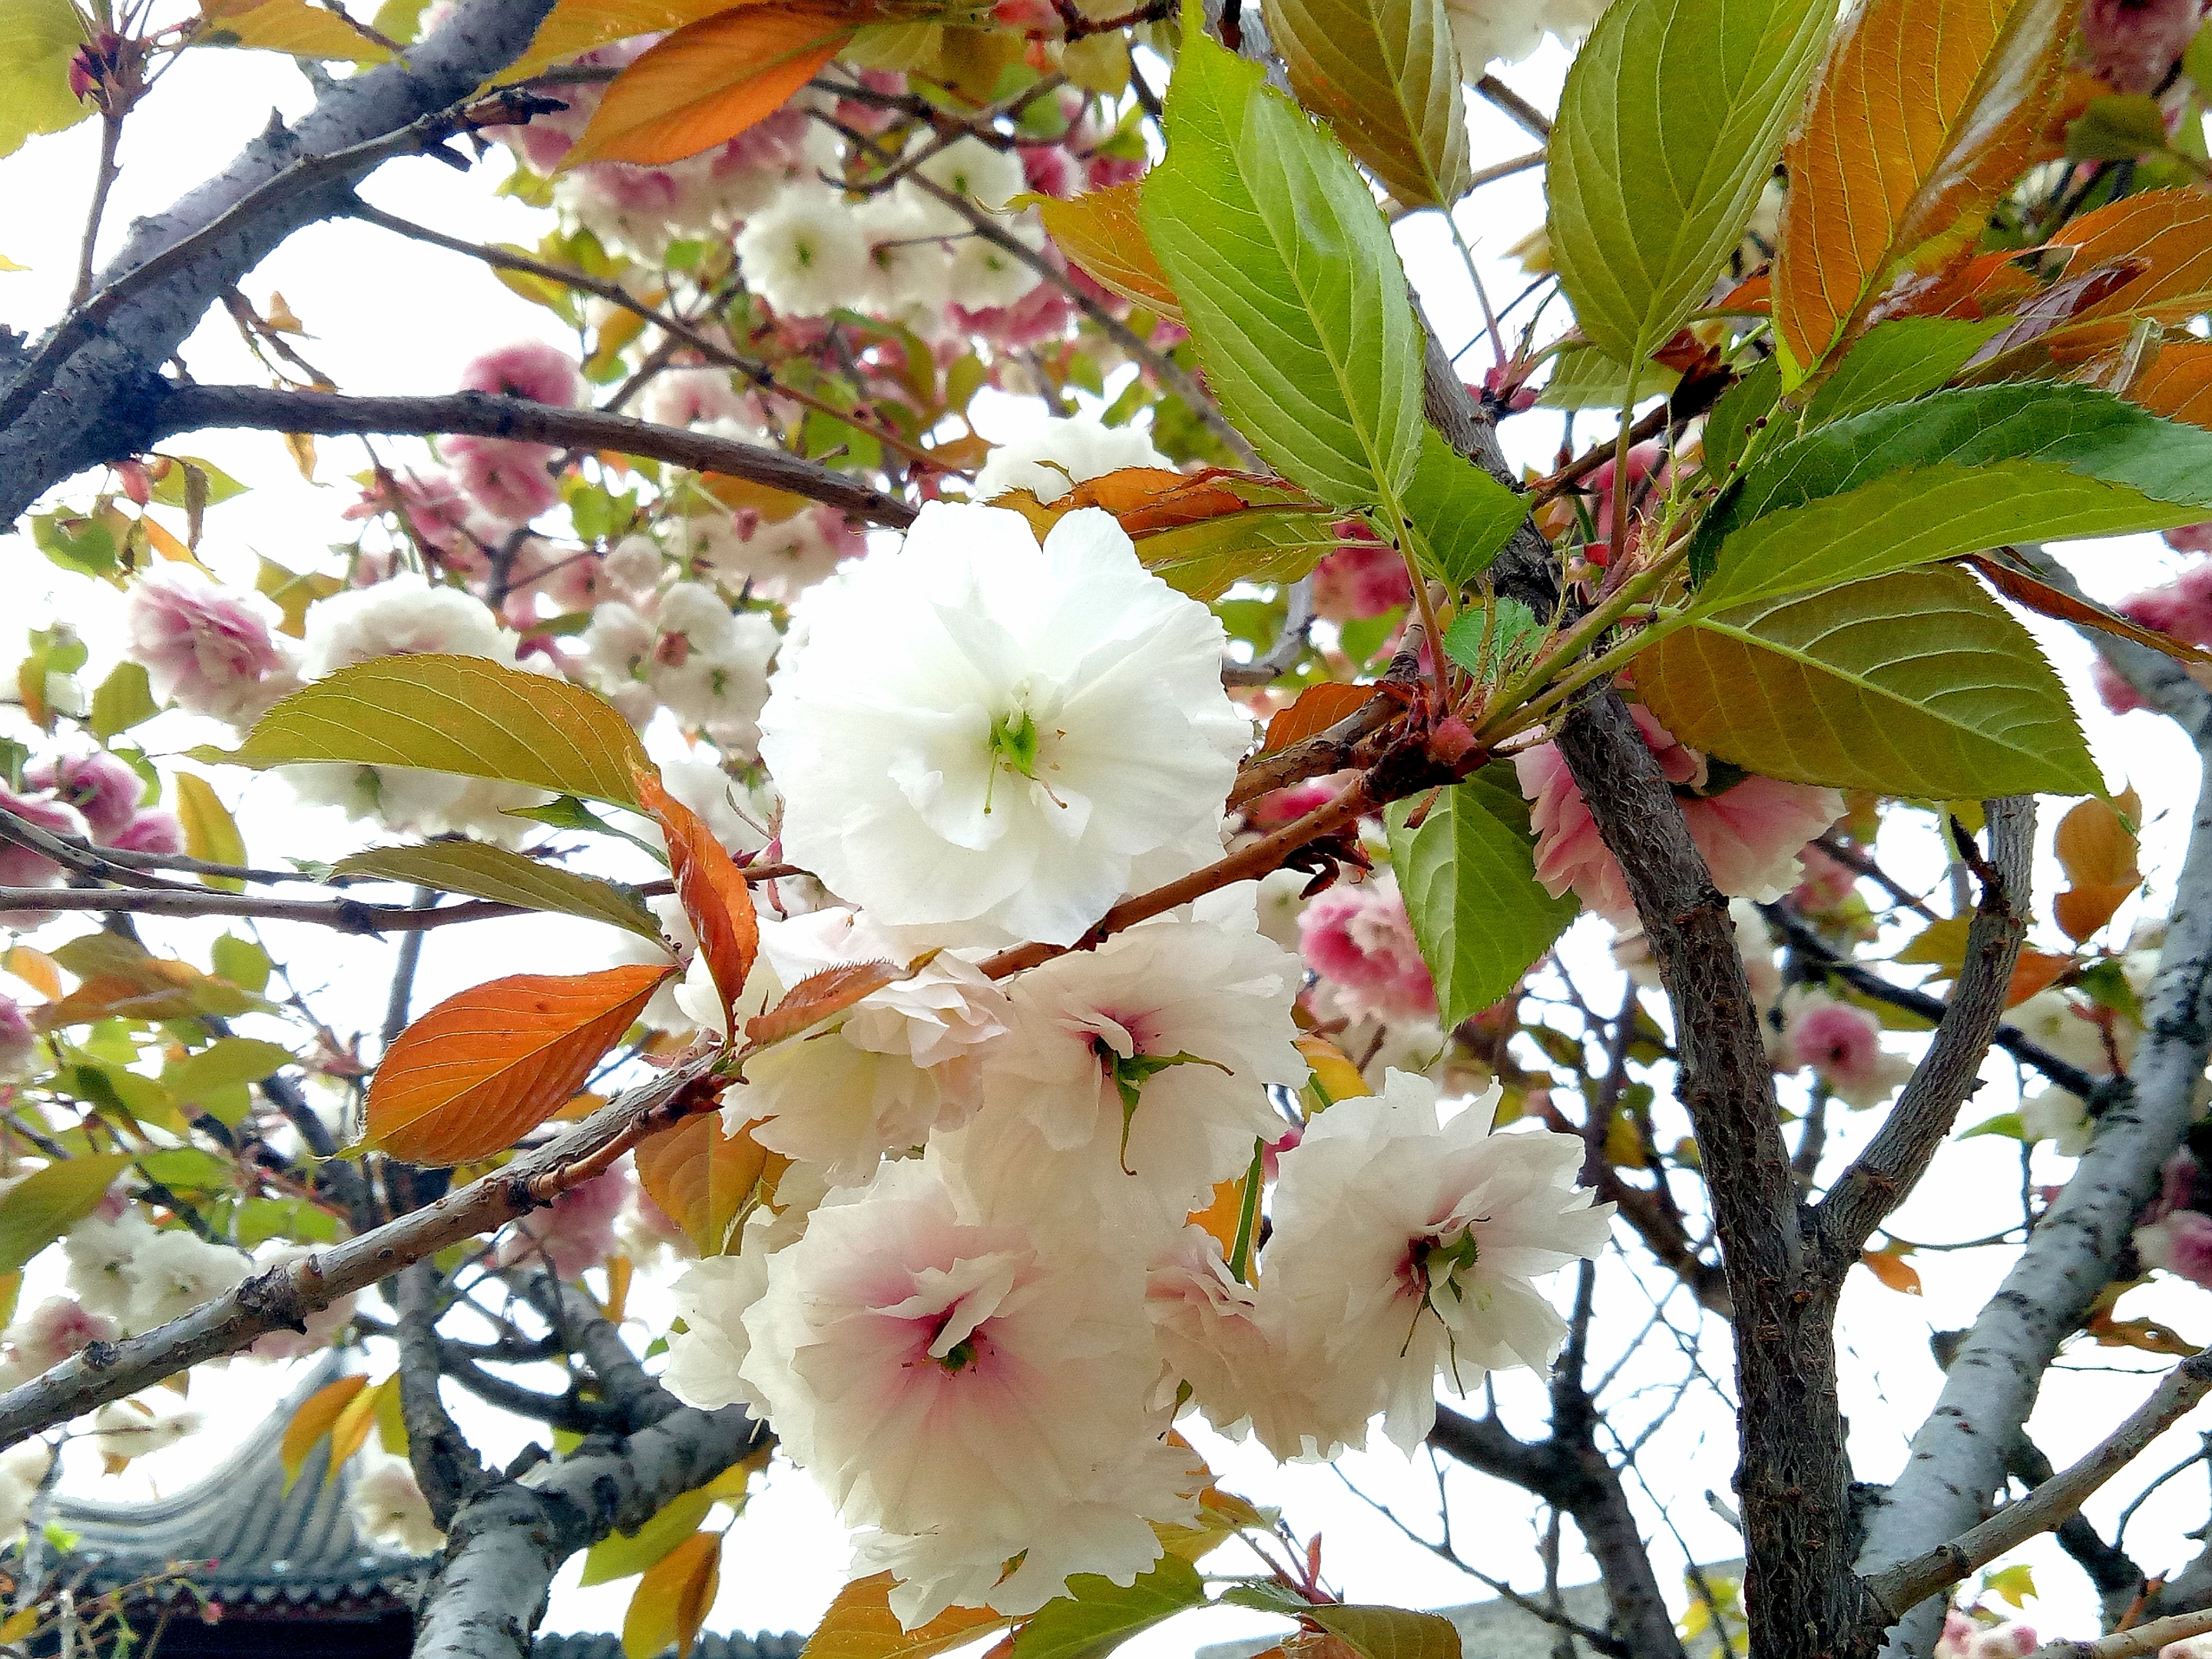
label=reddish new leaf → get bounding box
[1966,553,2212,667]
[743,959,906,1050]
[635,766,760,1035]
[2126,336,2212,426]
[634,1111,780,1255]
[1262,682,1376,753]
[563,2,866,167]
[2031,189,2212,359]
[1774,0,2074,376]
[366,964,673,1165]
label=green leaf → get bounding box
[1694,460,2207,611]
[1691,382,2212,586]
[1134,508,1345,601]
[0,1155,136,1277]
[1399,429,1528,589]
[1701,356,1782,482]
[1142,30,1424,509]
[1440,598,1543,680]
[174,773,247,891]
[1547,0,1831,365]
[1010,1556,1207,1659]
[89,663,158,743]
[333,842,664,939]
[2067,93,2169,160]
[210,933,273,993]
[0,0,91,161]
[237,1196,340,1247]
[1262,0,1471,210]
[581,1488,716,1585]
[161,1037,294,1107]
[1538,344,1680,410]
[1638,565,2101,798]
[196,654,650,807]
[1799,318,2008,429]
[148,456,247,509]
[1306,1605,1463,1659]
[1386,762,1580,1027]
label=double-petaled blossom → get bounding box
[123,566,296,726]
[1780,988,1915,1109]
[759,503,1249,945]
[1297,873,1438,1024]
[1515,705,1841,924]
[734,1153,1197,1628]
[1260,1070,1613,1455]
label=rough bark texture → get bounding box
[1857,565,2212,1654]
[1553,690,1877,1659]
[410,1403,764,1659]
[0,0,559,522]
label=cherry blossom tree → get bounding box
[15,0,2212,1656]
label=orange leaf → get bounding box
[508,0,767,80]
[2005,949,2074,1008]
[1263,682,1375,753]
[325,1374,389,1483]
[2055,883,2135,945]
[2088,1310,2199,1354]
[2035,189,2212,359]
[743,959,908,1050]
[563,3,865,168]
[3,946,63,1002]
[280,1374,367,1492]
[366,963,674,1165]
[1858,1249,1922,1295]
[624,1531,722,1659]
[1023,184,1184,323]
[1967,553,2212,668]
[635,767,759,1035]
[1188,1179,1245,1260]
[1296,1031,1372,1104]
[1774,0,2074,376]
[634,1111,780,1255]
[802,1573,1009,1659]
[2055,791,2142,890]
[2127,336,2212,426]
[1715,273,1770,314]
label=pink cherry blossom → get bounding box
[1022,145,1080,200]
[0,998,35,1080]
[123,566,288,722]
[110,811,185,856]
[459,340,581,407]
[1515,706,1840,923]
[445,435,560,524]
[1581,439,1669,561]
[501,1167,629,1280]
[7,1296,114,1373]
[2166,523,2212,555]
[1296,873,1438,1023]
[1310,528,1412,622]
[2083,0,2206,91]
[1247,771,1354,831]
[1791,843,1857,912]
[1936,1612,2039,1659]
[27,751,144,843]
[1782,992,1912,1108]
[1088,153,1146,190]
[2137,1207,2212,1287]
[0,790,88,891]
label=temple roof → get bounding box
[35,1357,808,1659]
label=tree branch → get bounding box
[397,1261,491,1527]
[1817,800,2035,1257]
[2026,1608,2212,1659]
[134,384,917,526]
[0,1048,724,1449]
[0,0,568,524]
[1855,738,2212,1653]
[1866,1348,2212,1615]
[513,1272,676,1428]
[411,1402,765,1659]
[1759,898,2103,1101]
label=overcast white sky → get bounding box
[6,32,2212,1655]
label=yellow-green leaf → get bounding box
[1637,565,2101,798]
[1548,0,1832,365]
[174,773,247,891]
[161,1036,293,1107]
[280,1374,369,1492]
[1262,0,1472,210]
[200,0,392,59]
[582,1487,716,1584]
[199,654,650,807]
[0,0,91,162]
[1306,1605,1464,1659]
[0,1154,135,1277]
[333,842,664,939]
[1011,1556,1208,1659]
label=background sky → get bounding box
[5,30,2212,1655]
